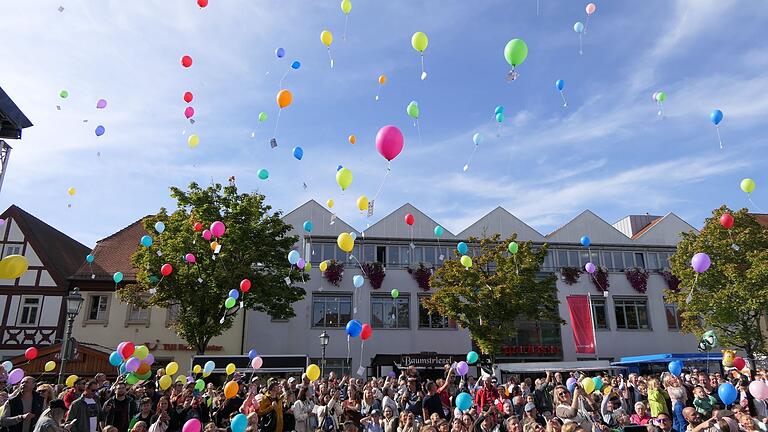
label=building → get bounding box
[68,218,245,369]
[0,85,33,194]
[0,205,90,359]
[244,200,700,379]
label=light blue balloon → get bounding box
[456,392,473,411]
[574,22,584,33]
[231,414,248,432]
[86,254,95,263]
[349,232,357,240]
[113,272,124,283]
[288,250,300,265]
[494,105,504,115]
[466,351,479,364]
[257,168,269,180]
[495,112,504,123]
[711,109,724,126]
[203,360,215,374]
[303,220,313,232]
[580,236,590,247]
[457,242,468,255]
[668,360,683,376]
[353,275,364,288]
[109,351,123,367]
[293,146,303,160]
[119,363,127,374]
[434,226,444,237]
[472,133,484,146]
[291,60,301,70]
[228,289,240,300]
[155,222,165,234]
[1,361,11,372]
[140,235,153,247]
[556,79,565,91]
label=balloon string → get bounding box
[416,120,422,146]
[360,340,364,373]
[579,33,583,55]
[327,48,334,69]
[686,274,698,304]
[343,15,349,41]
[346,335,351,375]
[716,126,723,150]
[536,0,540,16]
[748,196,765,213]
[375,84,381,101]
[584,14,590,34]
[560,91,568,107]
[273,109,282,139]
[279,69,290,89]
[657,102,664,117]
[463,145,478,172]
[372,166,391,201]
[420,54,426,80]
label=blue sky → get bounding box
[1,0,767,246]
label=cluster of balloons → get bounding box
[288,250,312,272]
[109,342,156,384]
[345,319,373,340]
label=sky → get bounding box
[1,0,767,247]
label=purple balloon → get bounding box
[96,99,107,109]
[297,258,306,269]
[186,376,195,384]
[691,253,711,273]
[145,353,155,365]
[8,368,25,385]
[125,357,141,372]
[456,361,469,376]
[387,371,396,378]
[585,262,596,274]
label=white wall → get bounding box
[40,296,62,326]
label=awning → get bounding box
[499,360,617,373]
[611,353,723,366]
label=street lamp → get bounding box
[319,331,330,378]
[58,287,84,385]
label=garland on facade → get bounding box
[560,267,582,285]
[661,270,681,292]
[362,261,386,290]
[323,259,344,286]
[407,262,433,291]
[625,267,649,293]
[589,266,610,292]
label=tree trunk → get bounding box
[745,345,756,370]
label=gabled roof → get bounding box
[459,207,545,241]
[0,205,90,285]
[753,213,768,229]
[364,203,449,239]
[0,86,33,139]
[630,212,698,245]
[70,217,150,282]
[546,210,634,245]
[281,200,357,238]
[612,215,662,238]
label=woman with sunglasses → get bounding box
[553,385,590,431]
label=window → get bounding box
[388,246,399,266]
[310,358,349,377]
[557,250,568,267]
[376,246,386,264]
[17,296,41,325]
[400,246,412,265]
[543,251,554,270]
[665,303,683,330]
[646,253,660,270]
[590,297,608,329]
[371,295,409,328]
[614,298,650,330]
[423,247,435,264]
[166,304,180,326]
[568,251,578,267]
[412,247,423,263]
[3,245,21,258]
[87,295,110,321]
[611,252,625,270]
[312,294,352,328]
[634,253,645,268]
[322,244,334,262]
[126,302,150,325]
[578,251,590,267]
[418,296,456,329]
[623,252,635,268]
[363,245,375,263]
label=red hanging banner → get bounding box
[566,295,596,354]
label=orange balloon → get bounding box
[348,135,356,145]
[137,363,151,375]
[378,75,387,85]
[210,241,219,251]
[224,380,239,399]
[277,89,293,109]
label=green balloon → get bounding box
[225,297,236,308]
[125,373,139,385]
[390,289,399,299]
[304,262,312,271]
[504,39,528,67]
[656,91,666,102]
[508,242,518,254]
[136,370,152,380]
[257,169,269,180]
[195,379,205,391]
[59,90,69,99]
[258,112,267,122]
[407,101,419,119]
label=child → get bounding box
[646,379,669,418]
[692,386,717,417]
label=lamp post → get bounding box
[58,287,84,385]
[319,331,330,378]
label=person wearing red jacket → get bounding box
[474,377,500,415]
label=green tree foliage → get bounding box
[424,235,561,357]
[667,206,768,360]
[119,182,305,354]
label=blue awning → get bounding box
[612,353,723,365]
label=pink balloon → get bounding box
[251,357,263,369]
[586,3,596,15]
[8,368,24,385]
[210,221,226,237]
[749,381,768,400]
[375,125,404,162]
[184,106,195,119]
[96,99,108,109]
[185,253,196,263]
[202,230,212,241]
[183,418,202,432]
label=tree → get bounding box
[119,182,306,354]
[666,206,768,363]
[423,234,562,360]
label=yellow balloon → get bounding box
[320,30,333,47]
[336,167,353,191]
[602,385,612,395]
[175,375,186,383]
[202,371,211,378]
[326,199,335,209]
[581,377,595,394]
[319,260,328,272]
[193,365,202,374]
[226,363,236,375]
[460,255,472,268]
[134,345,149,360]
[188,134,200,149]
[337,232,354,253]
[67,187,76,196]
[0,255,29,279]
[306,364,321,382]
[357,195,369,211]
[340,0,352,14]
[411,32,429,52]
[166,361,179,376]
[159,374,172,390]
[44,361,56,372]
[66,375,78,387]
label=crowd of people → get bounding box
[0,364,767,432]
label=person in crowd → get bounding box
[258,379,284,432]
[128,398,153,432]
[667,384,688,432]
[475,378,500,416]
[129,422,146,432]
[148,398,170,432]
[554,385,590,431]
[397,411,417,432]
[102,382,136,432]
[67,380,102,432]
[522,403,545,428]
[292,388,313,432]
[64,380,87,410]
[629,402,650,425]
[423,382,446,421]
[361,409,384,432]
[692,386,716,418]
[2,376,44,432]
[32,399,74,432]
[654,412,675,432]
[36,385,55,411]
[647,378,669,418]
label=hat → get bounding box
[371,409,382,417]
[251,376,261,383]
[49,399,66,410]
[288,377,297,384]
[524,403,536,412]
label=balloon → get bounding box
[718,382,737,405]
[580,236,591,247]
[467,351,479,364]
[472,133,484,146]
[184,92,193,103]
[337,232,354,253]
[225,297,236,309]
[194,379,205,391]
[275,48,285,58]
[0,255,29,279]
[574,22,585,33]
[718,213,734,229]
[404,213,415,226]
[166,361,179,376]
[113,271,124,284]
[231,414,247,432]
[293,147,304,160]
[198,0,208,7]
[586,3,596,15]
[96,99,107,109]
[228,289,240,300]
[155,222,165,233]
[140,235,153,247]
[457,242,469,255]
[226,363,236,375]
[247,349,258,360]
[456,392,472,411]
[353,275,364,288]
[456,361,469,376]
[297,258,306,270]
[504,39,529,66]
[360,323,373,340]
[184,106,195,119]
[203,360,215,374]
[24,347,38,361]
[251,357,263,369]
[407,101,419,119]
[732,357,746,370]
[306,364,321,382]
[44,361,56,372]
[137,363,151,375]
[461,255,472,268]
[348,135,356,145]
[86,254,95,263]
[161,263,173,277]
[159,374,173,390]
[193,222,203,232]
[145,353,155,365]
[434,226,444,237]
[326,199,334,209]
[357,195,369,211]
[556,80,565,91]
[581,377,595,394]
[134,345,149,360]
[257,168,269,180]
[585,262,596,274]
[125,357,141,372]
[109,351,122,366]
[183,419,202,432]
[741,178,756,194]
[6,368,22,385]
[1,361,12,372]
[336,167,353,190]
[749,381,768,400]
[301,220,313,234]
[60,90,69,99]
[211,221,226,237]
[566,377,577,393]
[346,319,363,337]
[62,374,78,387]
[210,241,219,252]
[288,250,301,265]
[411,32,429,52]
[187,134,200,148]
[375,125,404,162]
[258,112,267,122]
[341,0,352,13]
[291,60,301,70]
[92,125,106,137]
[496,112,504,123]
[378,75,386,85]
[185,253,196,263]
[120,341,134,358]
[656,91,667,102]
[222,380,239,399]
[390,288,399,299]
[495,105,505,115]
[691,253,711,273]
[711,109,724,126]
[508,242,519,254]
[349,232,357,240]
[320,30,333,47]
[319,261,329,272]
[181,55,193,68]
[277,90,293,109]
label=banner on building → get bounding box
[566,295,595,354]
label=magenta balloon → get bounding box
[691,252,711,273]
[185,253,196,263]
[375,125,404,162]
[456,361,469,376]
[125,357,141,372]
[202,230,212,241]
[184,107,195,119]
[182,419,202,432]
[210,221,226,237]
[251,357,263,369]
[8,368,24,385]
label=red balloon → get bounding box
[120,342,135,359]
[404,213,415,226]
[197,0,209,7]
[720,213,734,229]
[181,55,193,68]
[732,356,746,370]
[193,222,203,232]
[360,323,373,341]
[183,92,194,103]
[24,347,38,361]
[240,279,252,293]
[161,264,173,277]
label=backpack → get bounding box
[321,414,336,432]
